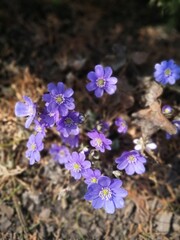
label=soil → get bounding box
[0,0,180,239]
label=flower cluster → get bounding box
[15,81,83,165]
[15,60,179,214]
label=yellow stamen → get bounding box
[164,68,171,76]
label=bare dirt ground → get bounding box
[0,0,180,239]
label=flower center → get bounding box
[36,126,42,132]
[128,155,136,163]
[55,94,64,104]
[164,68,171,76]
[95,138,102,147]
[59,150,65,156]
[28,106,34,115]
[49,112,55,117]
[164,108,171,114]
[99,187,112,200]
[64,117,73,127]
[31,143,36,151]
[91,177,97,183]
[96,78,105,88]
[73,163,81,172]
[120,121,127,129]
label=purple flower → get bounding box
[96,121,110,133]
[57,111,80,137]
[15,96,36,128]
[61,134,79,148]
[162,105,173,115]
[40,108,59,127]
[83,169,102,186]
[84,176,128,214]
[86,65,117,98]
[166,120,180,139]
[115,117,128,134]
[87,130,112,153]
[26,133,44,165]
[65,152,91,180]
[34,120,46,138]
[43,82,75,116]
[49,144,70,164]
[154,60,180,85]
[115,150,147,175]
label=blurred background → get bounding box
[0,0,180,239]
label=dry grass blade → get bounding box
[0,164,26,186]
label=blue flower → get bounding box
[87,130,112,153]
[34,120,46,138]
[43,82,75,116]
[84,176,128,214]
[162,105,173,118]
[39,108,60,128]
[57,111,80,137]
[96,120,110,133]
[65,152,91,180]
[49,144,70,164]
[83,168,102,186]
[15,96,36,128]
[154,60,180,85]
[166,120,180,139]
[115,150,147,175]
[61,134,79,148]
[86,65,117,98]
[26,133,44,165]
[115,117,128,134]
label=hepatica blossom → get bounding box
[57,111,80,137]
[133,138,157,151]
[86,64,117,98]
[115,150,147,175]
[40,108,59,127]
[87,130,112,153]
[115,117,128,134]
[96,120,109,133]
[162,105,173,118]
[49,144,70,164]
[166,120,180,140]
[65,152,91,180]
[84,176,128,214]
[43,82,75,116]
[154,60,180,85]
[15,96,36,128]
[26,133,44,165]
[34,120,46,138]
[162,105,173,115]
[83,169,102,186]
[61,134,79,148]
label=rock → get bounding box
[0,204,14,231]
[39,208,51,221]
[156,211,173,234]
[172,214,180,233]
[124,201,135,219]
[131,51,149,65]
